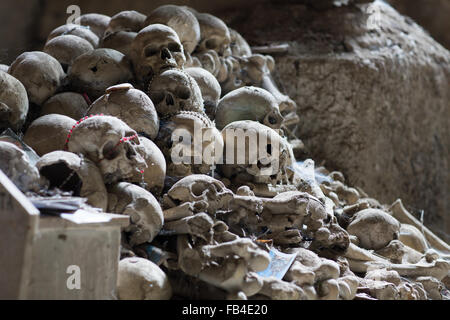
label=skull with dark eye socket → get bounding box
[148,69,204,119]
[131,24,186,87]
[193,13,231,57]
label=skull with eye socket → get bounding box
[67,115,147,184]
[131,24,186,88]
[148,69,204,119]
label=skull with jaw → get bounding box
[148,69,204,119]
[215,86,284,131]
[67,115,146,184]
[145,5,201,55]
[131,24,186,87]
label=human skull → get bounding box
[87,83,159,140]
[74,13,111,39]
[165,174,233,215]
[229,28,252,57]
[185,67,221,120]
[100,31,136,57]
[108,182,163,245]
[130,136,166,196]
[0,71,28,132]
[40,92,90,120]
[156,111,223,177]
[9,51,66,105]
[347,209,401,250]
[66,115,146,184]
[68,48,133,101]
[216,87,284,130]
[23,114,76,156]
[0,141,43,192]
[193,49,221,77]
[131,24,186,86]
[105,10,147,35]
[193,13,231,57]
[145,5,201,54]
[117,257,172,300]
[148,69,204,119]
[36,151,108,211]
[47,24,99,48]
[220,120,290,185]
[43,35,94,71]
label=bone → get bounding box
[9,51,66,106]
[2,6,448,301]
[0,71,28,132]
[74,13,111,39]
[44,35,94,71]
[163,203,194,222]
[68,48,133,101]
[390,199,450,254]
[259,277,307,300]
[164,212,214,242]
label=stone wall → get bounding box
[223,0,450,241]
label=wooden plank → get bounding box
[0,170,39,299]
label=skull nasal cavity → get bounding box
[161,47,171,60]
[166,93,174,105]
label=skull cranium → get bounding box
[131,24,186,87]
[148,69,204,119]
[67,115,146,184]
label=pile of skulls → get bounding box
[0,4,449,300]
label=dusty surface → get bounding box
[222,0,450,241]
[0,0,448,241]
